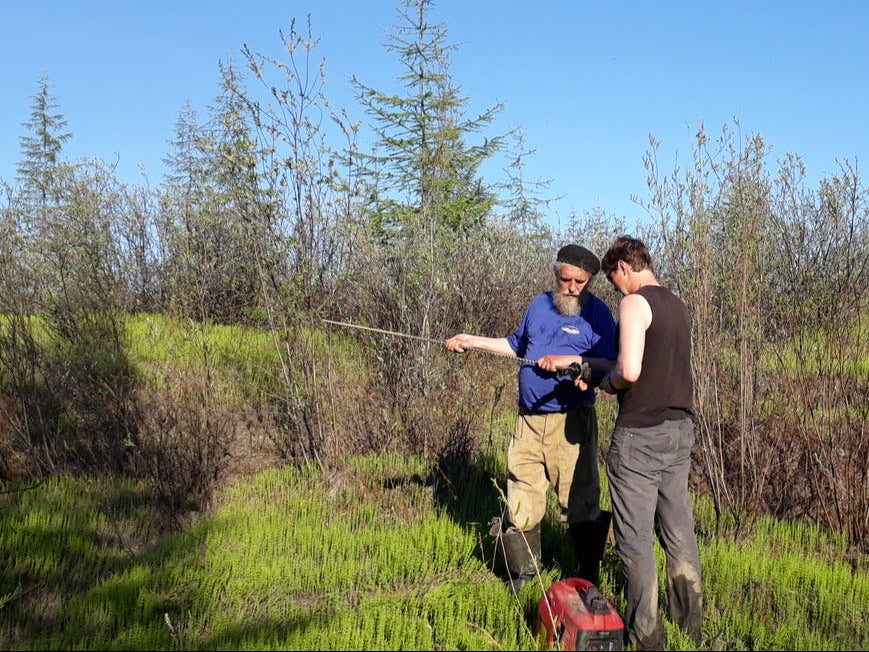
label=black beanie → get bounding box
[556,244,601,275]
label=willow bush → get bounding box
[642,120,869,550]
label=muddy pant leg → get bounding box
[506,411,549,530]
[606,425,666,651]
[656,418,703,645]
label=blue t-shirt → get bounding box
[507,291,617,412]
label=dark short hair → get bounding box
[601,236,653,274]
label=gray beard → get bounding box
[552,291,582,316]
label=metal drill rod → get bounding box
[321,318,539,365]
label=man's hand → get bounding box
[445,334,472,353]
[537,354,581,373]
[574,376,589,391]
[538,355,593,390]
[598,371,618,395]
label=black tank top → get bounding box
[615,285,694,428]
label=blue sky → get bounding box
[2,0,867,226]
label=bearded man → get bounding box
[445,244,617,591]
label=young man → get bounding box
[594,235,703,650]
[445,244,617,591]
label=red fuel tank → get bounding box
[537,577,624,651]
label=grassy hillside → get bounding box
[2,313,867,649]
[1,450,867,650]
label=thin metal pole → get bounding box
[321,318,538,365]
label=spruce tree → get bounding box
[339,0,516,458]
[160,99,212,319]
[200,58,269,323]
[17,75,71,205]
[351,0,503,238]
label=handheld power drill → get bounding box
[555,361,594,384]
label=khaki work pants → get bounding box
[506,403,601,530]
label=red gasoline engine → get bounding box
[538,577,624,651]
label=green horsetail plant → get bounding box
[3,451,868,650]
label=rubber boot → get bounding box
[569,510,612,586]
[490,518,541,592]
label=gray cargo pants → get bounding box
[606,417,703,650]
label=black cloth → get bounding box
[615,285,694,428]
